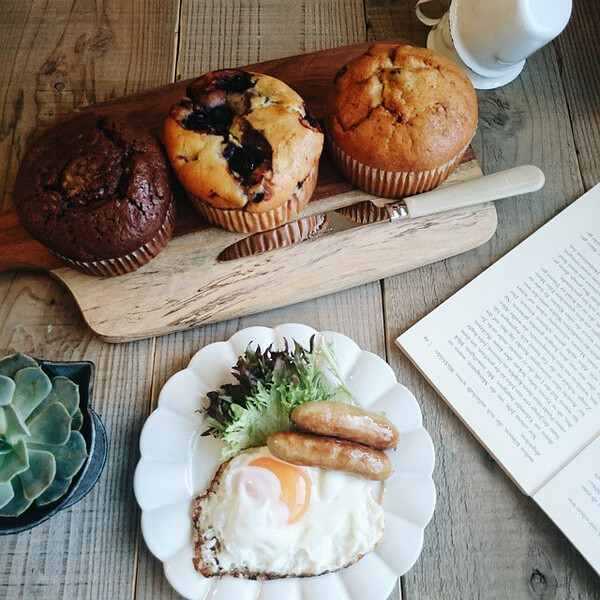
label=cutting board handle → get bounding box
[0,209,62,273]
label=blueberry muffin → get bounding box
[325,43,478,198]
[14,114,174,276]
[164,69,324,233]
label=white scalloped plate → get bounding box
[134,324,436,600]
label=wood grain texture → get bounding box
[0,0,178,599]
[176,0,366,78]
[0,210,60,272]
[554,0,600,191]
[368,1,600,599]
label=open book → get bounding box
[396,183,600,575]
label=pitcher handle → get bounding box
[415,0,444,26]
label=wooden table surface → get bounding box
[1,1,598,598]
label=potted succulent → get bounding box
[0,353,107,534]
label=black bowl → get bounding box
[0,360,107,535]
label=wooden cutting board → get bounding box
[0,41,497,343]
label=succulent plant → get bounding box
[0,353,88,517]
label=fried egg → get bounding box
[192,446,385,578]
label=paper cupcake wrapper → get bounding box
[188,165,319,233]
[53,202,175,277]
[329,138,470,198]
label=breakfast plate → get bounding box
[134,323,436,599]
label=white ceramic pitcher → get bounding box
[416,0,572,89]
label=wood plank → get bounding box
[0,0,179,599]
[367,1,600,598]
[176,0,366,78]
[132,3,402,599]
[554,0,600,190]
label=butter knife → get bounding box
[218,165,545,261]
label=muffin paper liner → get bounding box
[189,165,319,233]
[329,137,471,199]
[53,202,175,277]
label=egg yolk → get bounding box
[249,456,311,524]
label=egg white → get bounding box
[197,446,385,576]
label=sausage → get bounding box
[267,431,393,481]
[291,401,400,450]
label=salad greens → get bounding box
[202,337,355,459]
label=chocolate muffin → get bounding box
[14,114,174,276]
[325,43,478,198]
[164,69,323,233]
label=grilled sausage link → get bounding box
[291,401,399,450]
[267,431,393,481]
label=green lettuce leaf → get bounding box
[202,337,355,459]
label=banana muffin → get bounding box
[14,114,174,276]
[164,69,323,233]
[325,43,478,198]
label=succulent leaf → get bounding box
[0,439,29,483]
[0,375,16,406]
[71,409,84,431]
[0,353,38,379]
[33,431,88,479]
[0,478,33,517]
[27,403,71,446]
[1,405,31,443]
[0,439,29,484]
[27,376,80,423]
[20,449,56,501]
[12,367,52,421]
[34,475,73,506]
[0,480,15,509]
[0,440,12,455]
[48,377,80,416]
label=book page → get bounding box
[534,434,600,574]
[397,183,600,495]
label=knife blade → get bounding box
[218,165,545,262]
[218,213,330,261]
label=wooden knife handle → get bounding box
[0,209,62,273]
